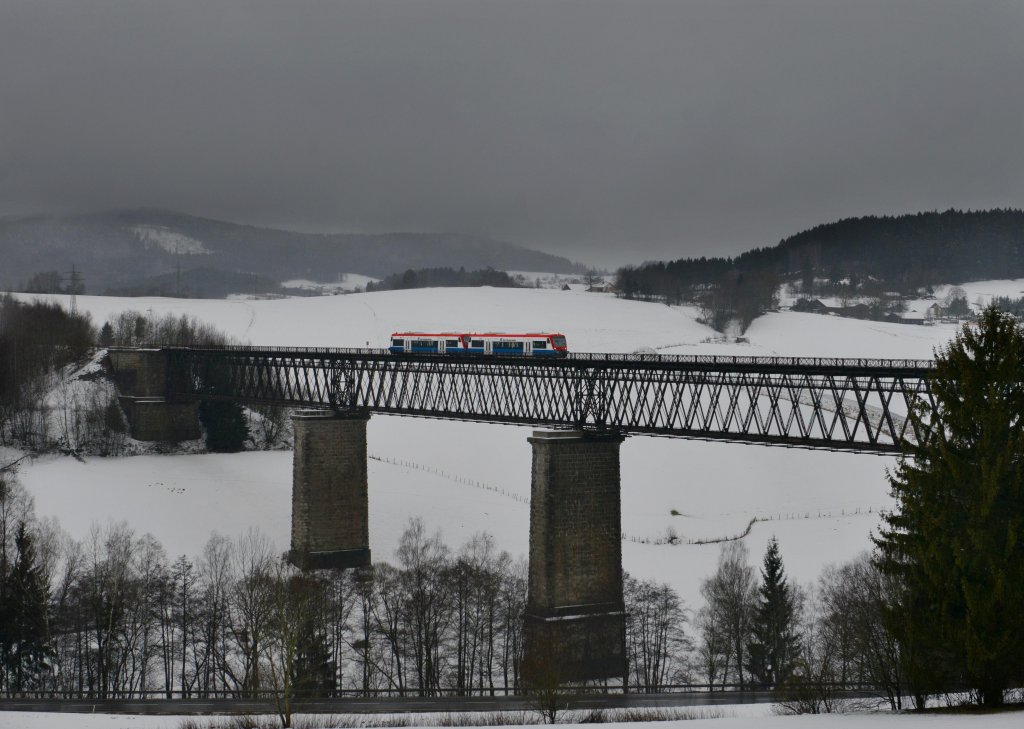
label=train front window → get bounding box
[552,336,566,348]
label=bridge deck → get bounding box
[163,347,936,453]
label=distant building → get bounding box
[794,297,923,325]
[586,282,619,294]
[791,298,828,313]
[836,303,871,319]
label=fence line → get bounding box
[370,453,876,548]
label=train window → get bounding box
[471,340,484,348]
[446,339,459,348]
[412,339,438,350]
[498,341,524,352]
[552,336,567,347]
[533,340,547,348]
[392,338,404,346]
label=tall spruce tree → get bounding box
[875,306,1024,708]
[288,571,335,698]
[5,521,53,690]
[745,537,800,687]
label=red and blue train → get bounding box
[389,332,568,356]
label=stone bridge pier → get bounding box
[523,430,628,684]
[289,409,372,569]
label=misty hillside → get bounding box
[618,209,1024,300]
[0,210,578,295]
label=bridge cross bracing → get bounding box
[166,347,935,454]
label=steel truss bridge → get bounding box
[165,347,937,454]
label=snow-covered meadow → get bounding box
[5,283,1024,727]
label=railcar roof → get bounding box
[391,331,565,337]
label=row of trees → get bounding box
[19,271,86,296]
[97,309,230,349]
[4,451,853,706]
[7,447,1015,713]
[7,455,941,714]
[366,267,520,292]
[695,539,908,711]
[0,482,695,705]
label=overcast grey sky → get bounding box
[2,1,1023,267]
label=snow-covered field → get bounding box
[2,706,1023,729]
[6,283,1024,727]
[13,285,981,612]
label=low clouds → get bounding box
[2,0,1023,266]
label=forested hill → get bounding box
[0,209,578,295]
[617,209,1024,301]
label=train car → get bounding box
[389,332,568,356]
[388,332,470,354]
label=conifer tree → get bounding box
[875,306,1024,707]
[746,537,801,687]
[5,521,53,690]
[292,604,335,697]
[198,400,249,452]
[283,571,336,698]
[98,321,114,348]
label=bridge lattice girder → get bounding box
[166,347,936,454]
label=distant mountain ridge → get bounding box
[0,209,579,295]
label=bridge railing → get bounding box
[163,345,936,371]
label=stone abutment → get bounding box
[106,348,200,442]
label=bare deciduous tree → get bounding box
[698,541,757,688]
[625,574,692,691]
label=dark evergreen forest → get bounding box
[366,267,521,292]
[616,209,1024,330]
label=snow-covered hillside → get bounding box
[132,224,213,255]
[13,285,1004,612]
